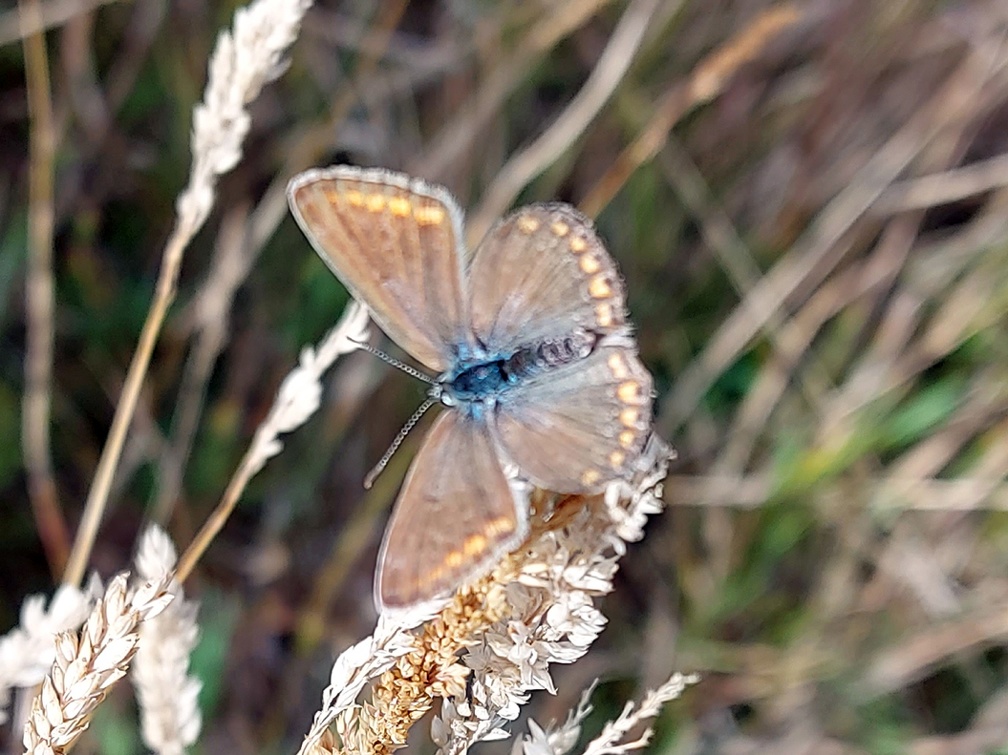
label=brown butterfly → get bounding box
[288,166,653,612]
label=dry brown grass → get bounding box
[4,0,1008,752]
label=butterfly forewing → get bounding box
[376,410,529,611]
[288,167,470,372]
[491,341,653,492]
[467,204,628,353]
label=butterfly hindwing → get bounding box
[376,410,529,611]
[490,339,653,493]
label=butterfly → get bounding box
[287,166,653,612]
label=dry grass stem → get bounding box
[657,138,831,430]
[19,0,67,578]
[684,5,801,103]
[414,0,612,181]
[662,33,1008,432]
[668,473,1008,512]
[713,237,912,472]
[467,0,664,241]
[878,152,1008,213]
[63,0,314,587]
[581,4,802,217]
[152,205,251,524]
[863,601,1008,697]
[285,0,409,177]
[131,527,202,755]
[175,301,370,582]
[22,574,173,754]
[0,0,121,46]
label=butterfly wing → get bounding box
[288,166,471,372]
[490,339,653,492]
[467,204,629,352]
[468,203,652,491]
[376,409,529,612]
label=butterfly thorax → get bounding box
[439,329,598,408]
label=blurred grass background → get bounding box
[5,0,1008,752]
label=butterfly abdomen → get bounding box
[446,329,599,404]
[503,329,597,378]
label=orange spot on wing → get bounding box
[589,275,613,299]
[618,380,642,403]
[608,352,629,378]
[517,215,541,234]
[414,205,446,226]
[388,196,412,216]
[595,303,614,327]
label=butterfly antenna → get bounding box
[351,338,433,384]
[364,397,436,489]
